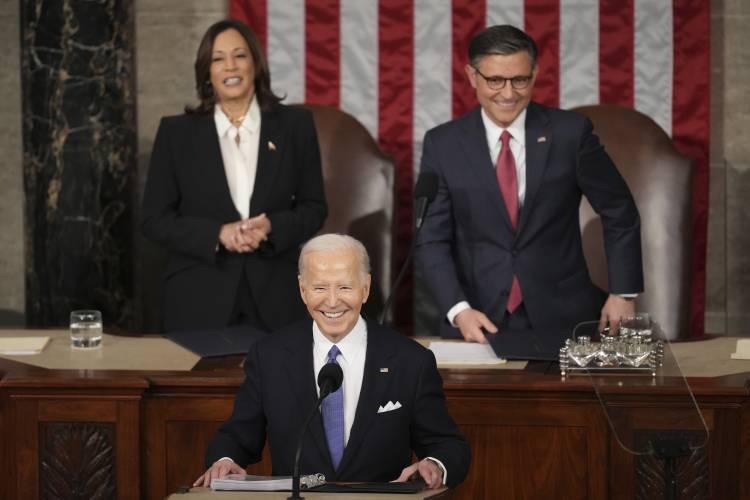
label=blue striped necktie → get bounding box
[322,345,344,470]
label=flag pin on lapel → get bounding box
[537,136,547,143]
[380,367,389,373]
[268,140,276,151]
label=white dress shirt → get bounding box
[312,316,367,445]
[214,97,261,219]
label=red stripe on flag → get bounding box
[451,0,486,118]
[230,0,267,52]
[305,0,340,106]
[379,0,414,332]
[673,1,710,338]
[524,0,560,107]
[599,0,634,106]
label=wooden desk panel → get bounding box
[1,356,749,499]
[1,376,146,500]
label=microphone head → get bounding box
[414,172,438,202]
[317,363,343,398]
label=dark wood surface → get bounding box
[1,340,749,500]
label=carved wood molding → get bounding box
[634,430,709,500]
[40,422,116,499]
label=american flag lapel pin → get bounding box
[268,140,276,151]
[380,367,389,373]
[537,136,547,143]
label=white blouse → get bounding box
[214,98,261,219]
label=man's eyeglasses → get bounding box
[473,68,533,90]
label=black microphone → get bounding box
[414,172,439,229]
[317,362,344,399]
[288,363,344,499]
[379,172,439,324]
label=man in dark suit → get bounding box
[416,25,643,343]
[194,234,471,488]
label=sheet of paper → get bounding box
[0,336,50,355]
[429,341,506,364]
[731,338,750,360]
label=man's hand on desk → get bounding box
[393,458,444,489]
[455,308,498,344]
[599,294,636,332]
[193,458,244,487]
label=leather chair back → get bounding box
[573,105,693,339]
[301,105,395,320]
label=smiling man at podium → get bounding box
[194,234,471,489]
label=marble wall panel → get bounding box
[722,0,750,334]
[20,0,136,327]
[726,163,750,333]
[134,0,227,331]
[0,1,24,323]
[723,0,750,164]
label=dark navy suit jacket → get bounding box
[142,105,327,332]
[205,321,471,488]
[416,102,643,337]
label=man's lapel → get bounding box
[282,323,332,470]
[519,102,552,234]
[459,108,515,232]
[336,324,395,475]
[249,108,284,215]
[192,114,239,218]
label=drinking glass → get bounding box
[619,313,652,339]
[69,310,103,348]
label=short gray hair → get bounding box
[298,233,371,280]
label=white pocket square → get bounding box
[377,400,402,413]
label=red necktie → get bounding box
[497,130,523,313]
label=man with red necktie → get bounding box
[416,25,643,344]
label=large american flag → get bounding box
[229,0,710,337]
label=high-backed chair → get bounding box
[298,104,395,320]
[573,105,693,340]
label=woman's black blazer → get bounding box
[142,105,327,332]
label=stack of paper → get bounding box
[428,341,506,364]
[731,339,750,360]
[211,473,325,491]
[0,336,50,355]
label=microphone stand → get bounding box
[289,365,341,500]
[379,196,429,325]
[288,397,323,500]
[379,237,417,325]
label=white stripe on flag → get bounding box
[268,0,305,104]
[413,0,452,178]
[340,0,379,138]
[634,0,673,136]
[487,0,524,29]
[559,0,599,109]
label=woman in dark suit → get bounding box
[142,20,327,333]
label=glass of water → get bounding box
[619,313,652,339]
[70,310,103,348]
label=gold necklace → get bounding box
[221,101,251,145]
[221,105,248,128]
[229,114,246,127]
